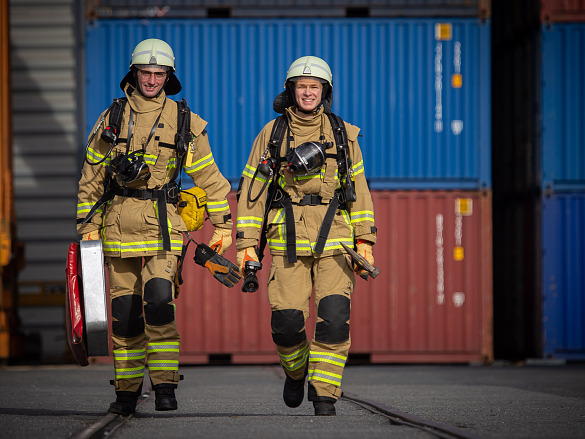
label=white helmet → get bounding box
[120,38,181,95]
[130,38,176,71]
[273,55,334,114]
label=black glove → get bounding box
[193,243,241,288]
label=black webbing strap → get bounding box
[111,186,178,251]
[257,116,287,262]
[314,191,341,254]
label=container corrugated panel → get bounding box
[88,1,490,18]
[541,24,585,192]
[541,193,585,360]
[85,18,491,190]
[176,190,493,364]
[541,0,585,23]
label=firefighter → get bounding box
[235,56,376,416]
[76,38,233,415]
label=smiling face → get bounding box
[136,67,168,98]
[293,78,323,115]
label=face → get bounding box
[136,67,168,98]
[294,78,323,114]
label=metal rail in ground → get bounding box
[69,389,151,439]
[342,392,486,439]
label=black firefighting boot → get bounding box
[108,386,142,417]
[313,400,336,416]
[153,383,178,411]
[283,375,306,408]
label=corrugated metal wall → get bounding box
[85,18,491,190]
[541,193,585,360]
[541,24,585,192]
[10,0,80,362]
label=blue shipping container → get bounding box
[85,18,491,189]
[541,193,585,360]
[541,24,585,192]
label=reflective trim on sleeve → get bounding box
[185,152,214,173]
[237,216,264,229]
[352,160,365,176]
[350,210,375,224]
[207,199,230,213]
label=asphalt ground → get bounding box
[0,362,584,439]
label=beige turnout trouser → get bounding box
[268,253,355,400]
[107,254,181,392]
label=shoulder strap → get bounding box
[101,97,127,144]
[175,98,191,157]
[327,112,356,203]
[268,114,287,160]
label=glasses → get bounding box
[137,69,167,80]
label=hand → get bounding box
[82,230,100,241]
[236,247,259,277]
[355,240,374,277]
[193,243,241,288]
[208,227,232,256]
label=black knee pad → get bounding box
[112,294,144,338]
[315,295,350,344]
[143,278,175,326]
[271,309,306,347]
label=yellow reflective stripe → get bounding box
[148,342,180,352]
[308,369,343,386]
[279,345,309,371]
[113,349,146,360]
[77,202,94,215]
[207,199,230,212]
[350,210,375,223]
[86,146,110,164]
[148,360,179,371]
[185,152,214,173]
[352,160,365,176]
[115,366,145,379]
[242,164,269,183]
[309,351,347,368]
[237,216,263,228]
[102,239,183,253]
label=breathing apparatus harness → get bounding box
[80,96,193,252]
[249,112,357,264]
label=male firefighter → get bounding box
[235,56,376,416]
[76,38,234,415]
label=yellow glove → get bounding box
[355,240,374,276]
[236,247,259,276]
[82,230,100,241]
[208,227,232,256]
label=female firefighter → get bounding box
[235,56,377,416]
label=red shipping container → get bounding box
[177,190,493,365]
[541,0,585,22]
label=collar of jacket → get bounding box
[124,83,166,114]
[285,106,326,138]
